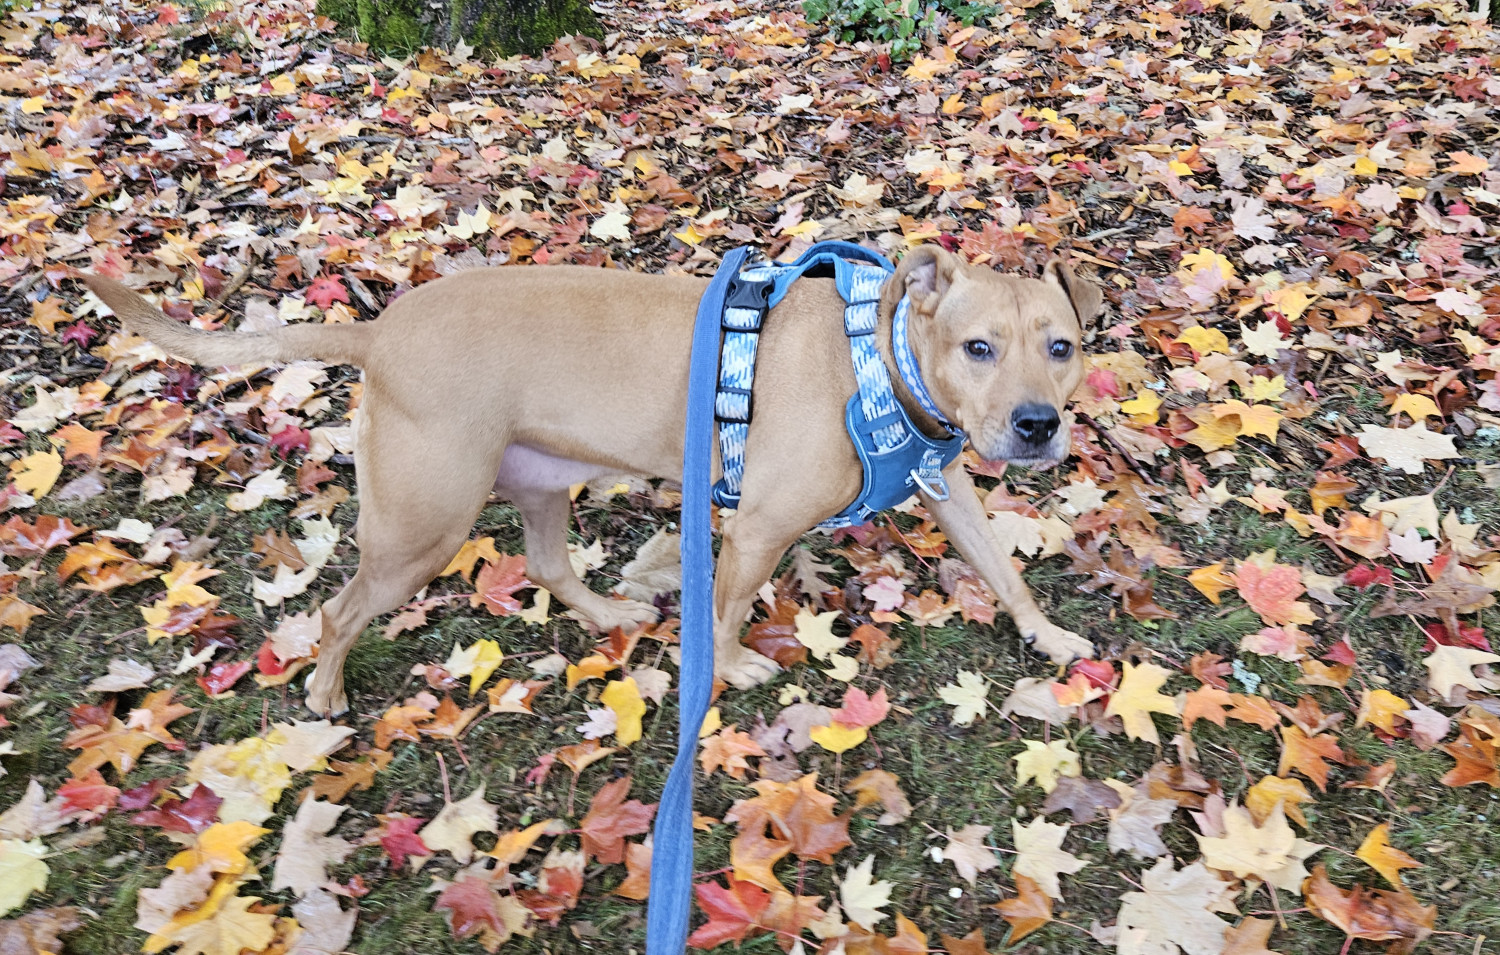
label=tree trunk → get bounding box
[318,0,602,56]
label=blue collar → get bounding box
[892,295,963,438]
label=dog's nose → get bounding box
[1012,403,1060,444]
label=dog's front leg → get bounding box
[920,464,1094,663]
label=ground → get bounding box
[1,0,1499,952]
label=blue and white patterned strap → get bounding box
[712,266,777,507]
[842,265,908,453]
[892,296,962,436]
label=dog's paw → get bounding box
[716,646,781,690]
[1023,621,1094,664]
[304,671,349,718]
[584,598,661,632]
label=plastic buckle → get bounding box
[725,278,773,312]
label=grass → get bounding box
[8,371,1500,955]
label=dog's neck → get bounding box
[877,284,964,441]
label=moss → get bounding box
[316,0,601,56]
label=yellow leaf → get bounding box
[793,608,847,660]
[1104,661,1179,745]
[698,706,722,739]
[9,450,62,498]
[1195,802,1322,892]
[602,678,647,746]
[167,821,270,876]
[1389,393,1440,422]
[144,878,277,955]
[1353,156,1378,176]
[1213,399,1282,442]
[1355,688,1410,735]
[1355,823,1422,887]
[1187,562,1235,604]
[444,639,505,695]
[1119,389,1162,425]
[1168,160,1194,176]
[1175,326,1230,355]
[162,561,220,608]
[810,722,867,754]
[0,839,48,916]
[1245,775,1314,828]
[1180,248,1235,281]
[440,537,501,580]
[566,653,616,689]
[672,222,707,246]
[941,93,966,115]
[1012,739,1080,793]
[1246,375,1287,402]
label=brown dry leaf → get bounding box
[993,874,1052,944]
[844,769,912,825]
[1302,864,1435,954]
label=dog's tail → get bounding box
[82,275,373,368]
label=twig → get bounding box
[436,750,452,804]
[1078,411,1156,485]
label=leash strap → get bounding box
[645,244,751,955]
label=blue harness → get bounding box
[645,242,966,955]
[710,240,966,524]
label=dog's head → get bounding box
[896,246,1100,467]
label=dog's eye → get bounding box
[964,340,993,360]
[1049,340,1074,360]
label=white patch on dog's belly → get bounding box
[494,445,616,492]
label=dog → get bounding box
[83,245,1099,717]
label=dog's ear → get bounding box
[1044,258,1104,327]
[898,244,959,315]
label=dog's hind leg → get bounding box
[304,423,504,717]
[504,485,659,632]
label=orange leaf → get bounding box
[1235,550,1317,626]
[1278,725,1347,791]
[1187,562,1235,604]
[1302,864,1435,950]
[994,873,1052,943]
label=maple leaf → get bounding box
[1105,661,1180,745]
[435,873,532,949]
[938,824,999,885]
[1302,864,1435,954]
[844,769,912,825]
[166,821,269,876]
[1440,715,1498,788]
[64,717,158,778]
[1355,423,1459,474]
[1013,739,1081,793]
[600,678,646,746]
[938,670,989,726]
[579,775,655,865]
[839,854,893,931]
[994,873,1052,944]
[687,878,770,948]
[0,839,48,916]
[149,885,278,955]
[272,797,351,897]
[1011,817,1085,900]
[612,528,682,602]
[1423,644,1500,700]
[419,785,498,865]
[1041,774,1123,824]
[1235,550,1317,626]
[1355,823,1422,888]
[0,905,81,954]
[470,554,532,615]
[374,814,429,870]
[1107,790,1177,860]
[1196,802,1322,891]
[1278,725,1348,792]
[1115,858,1237,955]
[699,725,766,779]
[132,785,223,834]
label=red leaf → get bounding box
[305,275,350,310]
[119,777,174,812]
[256,640,287,676]
[378,814,430,869]
[1322,637,1358,666]
[1345,564,1393,590]
[470,555,532,616]
[131,784,222,833]
[1422,621,1492,652]
[831,686,889,729]
[58,770,120,818]
[579,776,656,865]
[687,878,772,949]
[197,660,252,696]
[435,874,505,941]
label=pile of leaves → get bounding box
[2,0,1500,951]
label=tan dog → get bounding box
[83,246,1098,716]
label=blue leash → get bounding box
[645,245,751,954]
